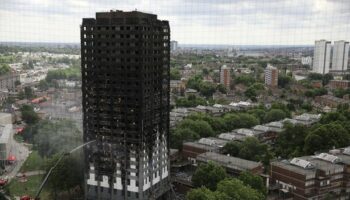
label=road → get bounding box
[1,134,30,181]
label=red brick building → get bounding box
[329,80,350,90]
[314,94,350,108]
[271,152,350,200]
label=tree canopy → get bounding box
[263,109,287,123]
[192,162,227,191]
[21,105,40,125]
[238,171,267,197]
[304,122,350,154]
[0,64,11,75]
[170,68,181,80]
[45,152,84,197]
[222,137,272,167]
[223,113,259,130]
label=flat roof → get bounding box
[301,156,344,175]
[272,160,317,177]
[336,154,350,165]
[0,124,12,144]
[183,142,218,151]
[272,155,344,177]
[197,152,262,171]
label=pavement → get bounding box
[1,132,30,181]
[17,170,46,177]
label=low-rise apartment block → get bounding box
[271,151,350,200]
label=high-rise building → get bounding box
[301,56,312,66]
[170,41,178,52]
[331,40,349,72]
[313,40,331,74]
[81,10,170,200]
[220,65,230,90]
[264,64,278,87]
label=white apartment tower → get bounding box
[332,40,349,72]
[313,40,331,74]
[170,41,178,52]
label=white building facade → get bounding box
[170,41,178,52]
[332,40,349,72]
[313,40,331,74]
[301,56,312,66]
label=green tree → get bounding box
[21,105,39,125]
[217,84,227,94]
[187,75,203,90]
[235,75,256,86]
[170,68,181,80]
[275,123,308,158]
[320,112,347,124]
[307,73,323,80]
[247,109,266,123]
[301,102,313,112]
[178,119,215,138]
[244,87,257,101]
[271,102,291,117]
[192,162,227,191]
[322,73,333,85]
[222,141,241,156]
[176,95,207,107]
[187,113,227,134]
[38,79,49,91]
[238,171,267,197]
[24,86,34,99]
[202,68,209,76]
[304,122,350,154]
[278,74,292,88]
[170,128,199,149]
[15,80,21,87]
[45,152,84,198]
[263,109,287,123]
[216,179,265,200]
[46,67,81,83]
[0,64,11,75]
[238,137,269,162]
[223,113,259,130]
[199,81,217,97]
[186,187,229,200]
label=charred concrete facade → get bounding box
[81,11,170,200]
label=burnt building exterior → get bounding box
[81,10,170,200]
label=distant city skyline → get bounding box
[0,0,349,45]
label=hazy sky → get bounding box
[0,0,349,45]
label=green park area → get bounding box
[5,175,50,200]
[20,151,47,172]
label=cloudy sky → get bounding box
[0,0,349,45]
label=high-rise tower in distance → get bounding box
[220,65,230,90]
[81,10,170,200]
[264,64,278,87]
[313,40,331,74]
[332,40,349,72]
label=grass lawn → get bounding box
[14,134,24,143]
[20,151,47,172]
[5,174,50,200]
